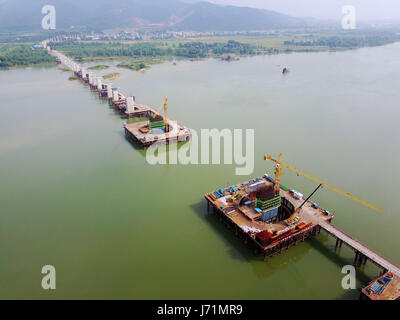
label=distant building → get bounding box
[31,44,43,50]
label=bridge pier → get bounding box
[335,238,343,249]
[361,256,368,265]
[353,251,360,266]
[354,252,362,267]
[353,252,368,267]
[358,254,365,267]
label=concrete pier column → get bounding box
[97,78,102,91]
[113,90,119,102]
[353,251,359,266]
[126,96,135,112]
[357,254,364,267]
[107,85,113,99]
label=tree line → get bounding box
[49,40,257,60]
[283,33,400,49]
[0,45,57,68]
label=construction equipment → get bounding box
[285,214,300,226]
[264,153,382,213]
[285,184,323,225]
[230,190,247,202]
[151,97,168,132]
[273,153,282,196]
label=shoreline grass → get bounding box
[103,72,120,80]
[87,64,109,70]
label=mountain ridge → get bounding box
[0,0,305,32]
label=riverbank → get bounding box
[3,30,400,70]
[46,31,400,71]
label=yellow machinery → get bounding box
[151,97,168,132]
[286,215,300,225]
[264,153,383,216]
[273,153,283,196]
[230,190,247,202]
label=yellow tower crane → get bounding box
[151,97,168,132]
[273,153,283,196]
[264,153,382,213]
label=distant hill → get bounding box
[0,0,304,32]
[172,2,302,31]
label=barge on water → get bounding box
[361,272,400,300]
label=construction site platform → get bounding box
[205,176,334,257]
[205,176,400,299]
[124,104,154,118]
[124,120,191,149]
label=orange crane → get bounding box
[151,97,168,132]
[264,153,382,213]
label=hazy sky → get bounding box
[207,0,400,21]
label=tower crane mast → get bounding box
[151,97,168,132]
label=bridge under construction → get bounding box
[41,38,398,300]
[42,40,191,149]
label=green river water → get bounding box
[1,43,399,299]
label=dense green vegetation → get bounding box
[283,32,400,49]
[49,40,256,60]
[117,62,149,71]
[175,40,255,58]
[0,44,57,68]
[50,41,173,61]
[49,30,400,65]
[88,65,109,70]
[103,72,120,80]
[3,30,400,69]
